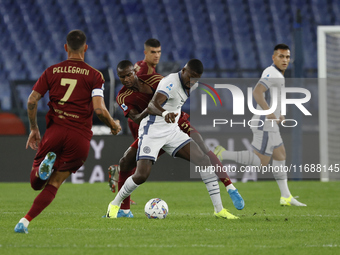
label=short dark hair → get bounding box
[144,38,161,48]
[66,30,86,51]
[186,59,204,75]
[117,60,134,71]
[274,44,290,51]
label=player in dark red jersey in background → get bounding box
[134,38,161,75]
[108,39,161,195]
[110,61,163,217]
[14,30,121,234]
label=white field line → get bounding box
[0,244,338,248]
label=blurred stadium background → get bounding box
[1,0,337,115]
[0,0,339,182]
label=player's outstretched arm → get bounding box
[147,92,177,123]
[127,108,149,124]
[26,90,42,150]
[92,96,121,135]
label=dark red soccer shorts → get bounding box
[33,124,90,173]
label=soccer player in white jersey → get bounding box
[215,44,306,206]
[106,59,239,219]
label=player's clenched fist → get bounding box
[111,119,121,135]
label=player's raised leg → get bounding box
[214,145,261,166]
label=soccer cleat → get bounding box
[106,203,120,218]
[117,209,134,218]
[39,152,56,180]
[214,145,226,162]
[14,223,28,234]
[214,208,239,219]
[280,195,307,206]
[228,189,245,210]
[108,165,120,193]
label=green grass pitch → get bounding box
[1,181,339,255]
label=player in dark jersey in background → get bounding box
[134,38,161,75]
[111,61,163,217]
[117,69,163,140]
[108,39,161,196]
[14,30,121,234]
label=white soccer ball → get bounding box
[144,198,169,219]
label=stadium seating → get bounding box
[0,0,339,112]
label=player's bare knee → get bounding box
[132,172,148,185]
[119,156,134,172]
[133,165,151,185]
[194,154,211,167]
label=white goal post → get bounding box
[317,26,340,182]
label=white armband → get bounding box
[162,111,169,118]
[92,88,104,97]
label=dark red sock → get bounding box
[119,168,135,210]
[25,184,58,221]
[206,150,232,186]
[30,167,48,190]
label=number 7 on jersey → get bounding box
[58,78,77,105]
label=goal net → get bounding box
[317,26,340,181]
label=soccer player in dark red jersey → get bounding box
[14,30,121,234]
[110,61,163,216]
[109,61,244,218]
[108,39,161,201]
[134,38,161,75]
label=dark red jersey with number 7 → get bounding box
[32,59,104,140]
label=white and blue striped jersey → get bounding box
[251,64,285,132]
[139,72,189,137]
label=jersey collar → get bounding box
[178,71,189,97]
[271,64,283,73]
